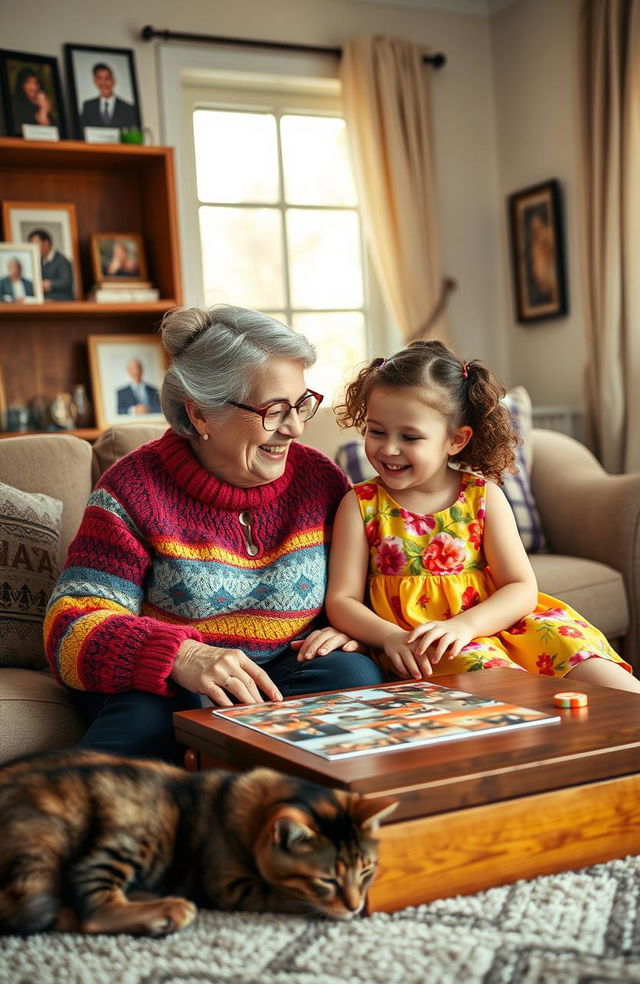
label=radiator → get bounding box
[531,405,584,441]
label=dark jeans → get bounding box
[74,649,384,764]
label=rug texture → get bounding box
[1,855,639,984]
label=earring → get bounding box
[201,432,209,441]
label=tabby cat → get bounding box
[0,749,397,936]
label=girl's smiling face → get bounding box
[364,386,471,493]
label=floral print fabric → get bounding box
[354,473,630,677]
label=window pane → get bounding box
[199,206,285,309]
[281,115,358,206]
[293,312,366,401]
[287,209,364,309]
[194,110,279,203]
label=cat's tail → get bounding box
[0,888,58,935]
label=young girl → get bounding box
[322,341,640,693]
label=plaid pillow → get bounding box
[502,388,547,553]
[334,386,547,554]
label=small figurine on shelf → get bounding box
[49,392,76,430]
[71,384,92,427]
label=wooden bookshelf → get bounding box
[0,138,182,433]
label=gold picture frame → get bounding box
[90,231,148,284]
[1,200,83,301]
[88,333,168,430]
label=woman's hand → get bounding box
[171,640,282,707]
[34,91,52,125]
[291,628,362,662]
[381,628,430,680]
[407,617,474,665]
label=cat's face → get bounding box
[255,793,397,919]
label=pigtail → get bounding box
[452,361,518,485]
[335,358,385,433]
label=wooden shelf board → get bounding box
[0,301,179,317]
[0,428,100,441]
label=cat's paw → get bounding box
[146,897,198,936]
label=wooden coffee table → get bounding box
[174,669,640,913]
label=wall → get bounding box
[491,0,585,411]
[1,0,507,374]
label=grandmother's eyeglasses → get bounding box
[225,389,323,432]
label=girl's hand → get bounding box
[171,640,282,706]
[292,628,361,662]
[382,628,431,680]
[407,618,474,665]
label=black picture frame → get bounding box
[0,48,66,138]
[64,43,141,139]
[508,179,568,324]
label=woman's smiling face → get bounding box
[192,358,310,487]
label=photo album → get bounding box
[213,681,560,760]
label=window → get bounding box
[187,81,370,400]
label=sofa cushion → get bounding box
[0,482,62,669]
[0,434,93,560]
[0,667,86,764]
[92,422,169,483]
[530,554,628,642]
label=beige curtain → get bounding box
[579,0,640,472]
[340,36,448,342]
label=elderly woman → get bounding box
[45,306,384,762]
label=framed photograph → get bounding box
[1,201,82,301]
[0,243,43,304]
[88,334,168,429]
[91,232,147,284]
[0,48,66,138]
[65,43,141,140]
[508,179,568,324]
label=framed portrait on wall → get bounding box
[0,243,44,304]
[65,43,141,140]
[0,48,66,138]
[508,179,568,324]
[1,201,82,301]
[88,334,168,429]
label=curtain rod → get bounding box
[139,25,447,68]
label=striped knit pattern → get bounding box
[44,431,350,695]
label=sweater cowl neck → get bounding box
[154,429,296,509]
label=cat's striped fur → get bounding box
[0,749,396,936]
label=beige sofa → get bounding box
[0,422,638,765]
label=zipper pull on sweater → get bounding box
[238,511,259,556]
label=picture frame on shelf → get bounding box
[65,43,141,141]
[0,243,44,304]
[91,232,148,284]
[508,179,568,324]
[0,48,66,139]
[88,334,168,430]
[1,201,83,301]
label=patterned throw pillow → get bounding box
[502,388,547,553]
[0,482,62,668]
[334,386,547,554]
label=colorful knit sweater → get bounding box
[44,430,350,696]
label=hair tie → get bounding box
[462,361,469,379]
[372,357,386,370]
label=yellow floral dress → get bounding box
[354,473,631,678]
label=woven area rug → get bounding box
[1,855,639,984]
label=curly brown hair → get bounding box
[335,340,517,484]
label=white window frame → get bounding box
[157,42,395,357]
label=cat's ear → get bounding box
[272,808,318,854]
[354,796,398,831]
